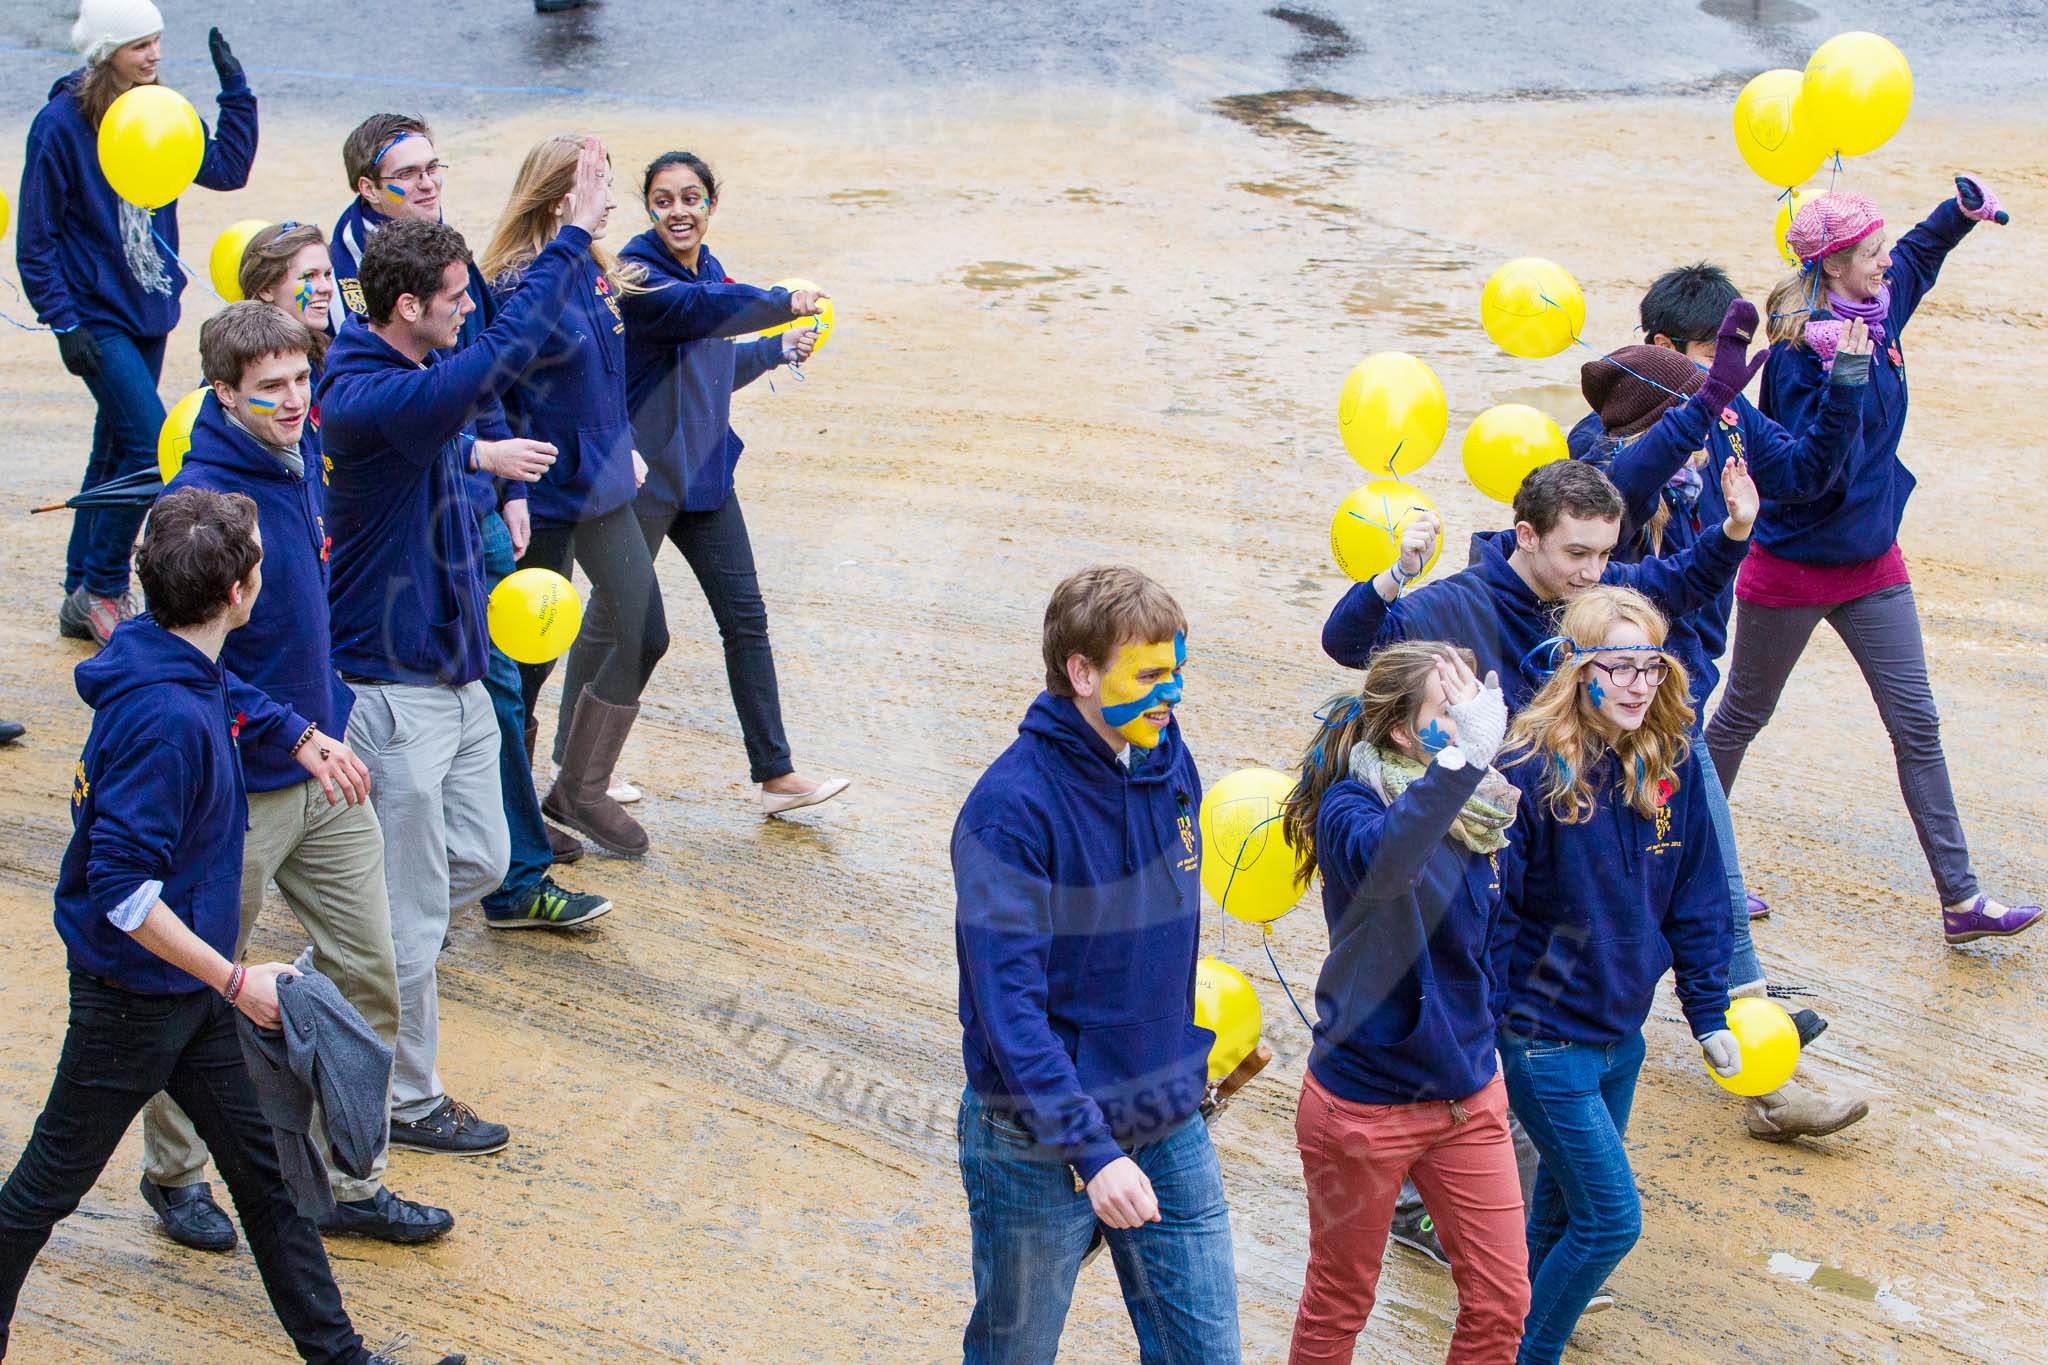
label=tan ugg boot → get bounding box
[542,686,649,857]
[1744,1081,1870,1141]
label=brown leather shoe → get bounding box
[546,822,584,864]
[541,686,648,857]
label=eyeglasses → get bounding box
[379,160,447,186]
[1590,657,1672,687]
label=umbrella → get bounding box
[29,466,164,514]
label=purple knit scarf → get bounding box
[1806,282,1890,370]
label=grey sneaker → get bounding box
[57,587,94,640]
[1388,1207,1449,1268]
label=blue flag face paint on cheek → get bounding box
[1417,719,1452,754]
[245,396,278,414]
[1100,632,1186,749]
[385,182,408,202]
[1585,676,1607,708]
[294,280,314,313]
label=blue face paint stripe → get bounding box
[384,182,408,200]
[1101,632,1187,729]
[1417,719,1452,753]
[245,396,278,413]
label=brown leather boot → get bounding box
[546,824,584,864]
[1743,1078,1869,1141]
[542,686,648,857]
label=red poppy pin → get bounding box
[1720,406,1739,426]
[1656,777,1674,807]
[231,711,247,741]
[1887,344,1903,367]
[595,276,610,296]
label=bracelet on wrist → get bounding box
[289,724,318,758]
[223,963,247,1005]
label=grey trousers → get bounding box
[345,681,508,1121]
[1705,581,1979,905]
[140,782,397,1202]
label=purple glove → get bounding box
[1955,175,2009,225]
[1696,299,1768,414]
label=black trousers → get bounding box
[518,501,669,719]
[0,974,364,1363]
[553,495,794,783]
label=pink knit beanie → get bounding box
[1784,191,1884,267]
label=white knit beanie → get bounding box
[71,0,164,66]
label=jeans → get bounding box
[479,510,554,913]
[143,783,396,1202]
[1692,732,1761,991]
[1707,582,1978,905]
[519,504,667,721]
[345,681,508,1121]
[0,975,365,1363]
[1292,1071,1527,1364]
[556,496,793,782]
[1498,1030,1647,1365]
[67,329,166,598]
[958,1087,1239,1364]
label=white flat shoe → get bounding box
[761,777,851,818]
[607,780,642,804]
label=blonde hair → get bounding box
[1281,640,1477,884]
[1503,586,1694,823]
[1764,242,1861,348]
[478,133,646,295]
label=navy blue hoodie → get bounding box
[954,693,1209,1182]
[1309,757,1506,1106]
[319,226,590,686]
[1566,375,1866,707]
[165,394,353,791]
[16,71,258,337]
[493,249,638,529]
[327,197,519,521]
[617,232,794,518]
[1759,199,1979,566]
[1322,525,1747,713]
[1497,746,1731,1044]
[55,616,303,994]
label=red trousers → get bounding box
[1290,1070,1529,1364]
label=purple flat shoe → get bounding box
[1944,896,2044,946]
[1746,889,1771,920]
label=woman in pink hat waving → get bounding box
[1707,179,2038,947]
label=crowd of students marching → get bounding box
[2,2,844,1359]
[0,1,2038,1363]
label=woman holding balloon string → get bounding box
[1705,181,2041,947]
[548,150,847,819]
[1279,643,1530,1363]
[15,0,256,647]
[1494,585,1736,1364]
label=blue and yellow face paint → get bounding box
[245,395,278,414]
[1099,632,1185,749]
[293,278,315,313]
[383,181,408,203]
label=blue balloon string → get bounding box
[153,220,226,303]
[1263,927,1315,1031]
[0,277,70,333]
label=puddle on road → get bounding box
[1763,1252,1923,1324]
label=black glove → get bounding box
[208,28,244,89]
[57,328,102,379]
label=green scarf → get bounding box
[1352,744,1519,855]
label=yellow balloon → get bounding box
[97,86,206,210]
[1708,998,1802,1097]
[210,219,273,302]
[1198,768,1308,925]
[157,387,207,482]
[757,277,836,356]
[1336,352,1447,475]
[1803,31,1913,159]
[1331,479,1442,583]
[1773,185,1817,267]
[0,188,10,241]
[1731,69,1825,189]
[1461,404,1567,504]
[1481,258,1585,360]
[1194,957,1262,1083]
[488,568,585,664]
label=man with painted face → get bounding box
[953,566,1237,1363]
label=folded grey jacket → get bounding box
[234,965,394,1217]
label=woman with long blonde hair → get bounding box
[1713,180,2038,946]
[482,133,667,857]
[1494,585,1736,1363]
[1281,642,1529,1363]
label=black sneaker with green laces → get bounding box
[484,876,612,930]
[1388,1207,1450,1268]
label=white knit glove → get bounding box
[1442,671,1508,769]
[1698,1029,1742,1078]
